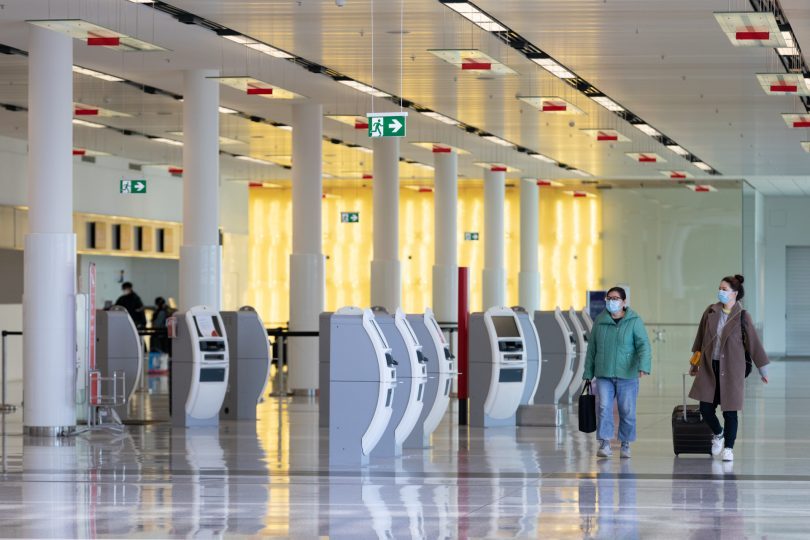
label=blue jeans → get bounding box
[595,377,639,443]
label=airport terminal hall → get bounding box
[3,0,810,538]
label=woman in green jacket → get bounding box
[582,286,652,458]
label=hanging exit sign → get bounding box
[120,179,147,194]
[464,232,480,241]
[367,112,408,138]
[340,212,360,223]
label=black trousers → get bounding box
[699,360,738,449]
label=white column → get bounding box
[23,26,76,435]
[482,168,505,309]
[432,150,458,323]
[370,137,401,311]
[519,178,540,312]
[180,69,221,311]
[288,103,324,392]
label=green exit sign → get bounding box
[367,112,408,138]
[464,232,480,241]
[120,179,147,194]
[340,212,360,223]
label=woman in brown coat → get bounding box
[689,274,769,463]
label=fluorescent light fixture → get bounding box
[428,49,516,75]
[212,76,304,100]
[152,137,183,147]
[421,111,459,125]
[713,12,786,48]
[667,144,689,156]
[591,96,624,112]
[72,65,124,82]
[626,152,666,163]
[336,79,390,98]
[28,19,167,51]
[530,57,576,79]
[236,155,275,165]
[442,1,506,32]
[580,129,630,142]
[166,131,242,145]
[274,124,293,132]
[529,153,558,165]
[693,161,712,171]
[517,96,585,115]
[777,31,799,56]
[72,118,105,129]
[755,73,810,96]
[218,106,239,114]
[481,134,514,148]
[633,123,661,137]
[245,42,295,59]
[222,35,257,45]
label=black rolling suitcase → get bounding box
[672,373,714,456]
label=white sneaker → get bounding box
[711,432,725,457]
[620,443,631,459]
[597,440,612,458]
[721,448,734,462]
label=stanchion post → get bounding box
[1,331,19,414]
[457,267,469,426]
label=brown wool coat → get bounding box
[689,302,769,411]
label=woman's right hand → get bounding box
[689,364,698,377]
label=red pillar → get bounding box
[457,266,469,425]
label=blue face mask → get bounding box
[717,290,733,304]
[606,299,623,314]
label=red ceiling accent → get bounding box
[735,31,769,40]
[491,166,507,172]
[542,104,567,112]
[418,187,433,193]
[694,186,711,192]
[354,121,369,129]
[536,180,552,186]
[169,167,183,175]
[87,36,120,46]
[573,192,587,198]
[670,172,687,179]
[74,108,99,116]
[461,61,492,70]
[362,174,373,180]
[248,182,263,188]
[771,84,797,92]
[432,145,452,153]
[793,121,810,128]
[247,87,273,95]
[638,155,657,163]
[597,132,618,141]
[72,149,86,156]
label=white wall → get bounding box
[602,187,742,325]
[77,255,180,310]
[761,196,810,355]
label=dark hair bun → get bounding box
[734,274,745,284]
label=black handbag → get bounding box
[578,380,597,433]
[741,310,753,378]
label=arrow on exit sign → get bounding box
[367,112,408,138]
[120,179,147,194]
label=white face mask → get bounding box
[606,299,623,314]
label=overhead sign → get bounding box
[340,211,360,223]
[120,179,147,194]
[367,112,408,138]
[464,232,480,241]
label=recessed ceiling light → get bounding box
[441,1,506,32]
[633,123,661,137]
[421,111,458,125]
[218,106,239,114]
[151,137,183,147]
[591,96,624,112]
[693,161,712,171]
[336,78,390,98]
[72,118,106,129]
[666,144,689,156]
[481,134,514,147]
[529,56,576,80]
[72,65,124,82]
[529,153,558,165]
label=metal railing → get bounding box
[1,330,21,414]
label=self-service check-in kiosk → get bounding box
[319,307,397,467]
[518,308,575,426]
[581,309,594,333]
[512,306,542,406]
[370,307,428,458]
[171,306,230,428]
[564,307,589,403]
[469,307,527,427]
[219,306,271,420]
[95,306,143,422]
[404,308,455,448]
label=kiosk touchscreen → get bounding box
[370,307,428,458]
[95,306,143,421]
[565,307,589,403]
[512,306,542,406]
[404,308,455,448]
[171,306,230,427]
[469,307,527,427]
[319,307,397,467]
[220,306,272,420]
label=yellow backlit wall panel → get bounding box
[247,183,602,326]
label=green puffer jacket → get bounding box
[582,308,652,380]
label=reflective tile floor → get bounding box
[1,355,810,538]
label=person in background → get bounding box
[115,281,147,329]
[583,286,652,459]
[689,274,769,463]
[149,297,170,370]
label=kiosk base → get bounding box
[516,404,565,427]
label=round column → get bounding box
[482,167,505,309]
[180,69,221,311]
[432,149,458,323]
[370,137,401,311]
[23,25,77,435]
[288,103,325,392]
[519,178,540,312]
